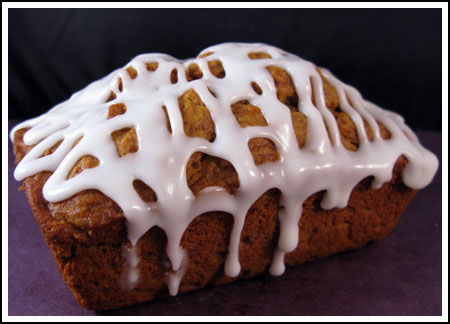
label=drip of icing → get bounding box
[121,245,139,289]
[165,249,188,296]
[11,43,438,294]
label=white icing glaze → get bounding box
[11,43,438,294]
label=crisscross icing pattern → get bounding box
[12,43,438,296]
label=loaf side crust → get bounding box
[16,144,416,310]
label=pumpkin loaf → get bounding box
[11,43,438,311]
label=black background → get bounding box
[8,8,442,130]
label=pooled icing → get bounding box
[11,43,438,294]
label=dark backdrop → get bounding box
[8,8,442,131]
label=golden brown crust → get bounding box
[248,52,272,60]
[178,88,216,142]
[68,155,99,179]
[145,62,158,72]
[106,91,117,103]
[187,153,240,195]
[132,179,158,203]
[107,103,127,119]
[248,138,280,165]
[266,66,299,110]
[170,69,178,84]
[161,106,172,133]
[251,81,263,95]
[12,68,415,311]
[208,60,226,78]
[111,128,138,157]
[13,127,33,164]
[126,66,138,79]
[230,100,268,128]
[186,63,203,81]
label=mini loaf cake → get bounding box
[11,43,438,311]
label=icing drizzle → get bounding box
[11,43,438,294]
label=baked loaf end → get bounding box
[12,43,435,311]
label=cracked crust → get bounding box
[12,67,417,311]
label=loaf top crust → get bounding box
[11,43,438,295]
